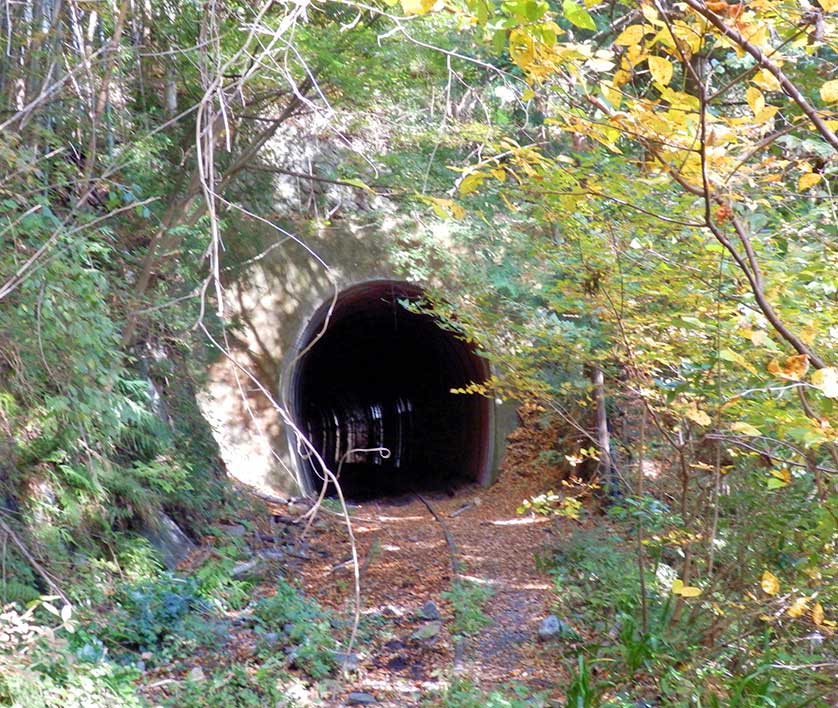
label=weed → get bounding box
[163,660,288,708]
[252,578,338,679]
[441,579,494,636]
[425,677,543,707]
[564,656,603,708]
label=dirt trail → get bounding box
[298,469,570,706]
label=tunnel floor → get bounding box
[289,281,491,500]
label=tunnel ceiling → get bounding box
[289,281,491,500]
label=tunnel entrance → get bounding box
[288,281,492,500]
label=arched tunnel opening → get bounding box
[288,281,493,500]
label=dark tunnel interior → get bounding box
[289,281,491,500]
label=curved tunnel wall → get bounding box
[287,281,493,499]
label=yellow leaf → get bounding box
[767,354,809,381]
[751,330,768,346]
[820,79,838,103]
[601,80,622,109]
[615,24,647,46]
[800,323,817,345]
[812,367,838,398]
[509,30,535,70]
[731,421,761,436]
[761,571,780,596]
[400,0,435,13]
[450,202,466,220]
[798,172,822,191]
[459,172,486,196]
[822,0,838,10]
[423,196,465,220]
[646,55,672,86]
[771,468,791,483]
[746,86,764,116]
[788,597,808,618]
[685,404,712,427]
[641,5,660,24]
[812,602,824,626]
[672,578,702,597]
[752,69,780,92]
[753,106,779,125]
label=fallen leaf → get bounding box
[787,597,808,618]
[812,602,824,626]
[761,570,780,595]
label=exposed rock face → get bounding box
[140,512,195,569]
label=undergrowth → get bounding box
[541,505,835,708]
[425,677,545,708]
[441,578,494,637]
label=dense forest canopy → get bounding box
[1,0,837,705]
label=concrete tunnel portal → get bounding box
[288,281,494,500]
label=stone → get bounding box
[411,621,442,641]
[231,558,262,578]
[140,512,195,570]
[538,615,560,640]
[187,666,205,682]
[333,652,360,671]
[346,692,377,705]
[537,615,578,641]
[217,523,247,537]
[418,600,440,621]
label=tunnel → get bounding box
[287,280,493,500]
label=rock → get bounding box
[411,621,441,641]
[538,615,560,639]
[140,512,195,570]
[231,558,262,578]
[346,692,377,705]
[333,652,360,671]
[418,600,440,621]
[262,632,280,644]
[187,666,205,682]
[537,615,578,641]
[217,523,247,537]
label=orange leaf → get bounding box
[767,354,809,381]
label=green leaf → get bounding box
[562,0,596,30]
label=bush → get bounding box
[252,579,338,679]
[94,573,207,654]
